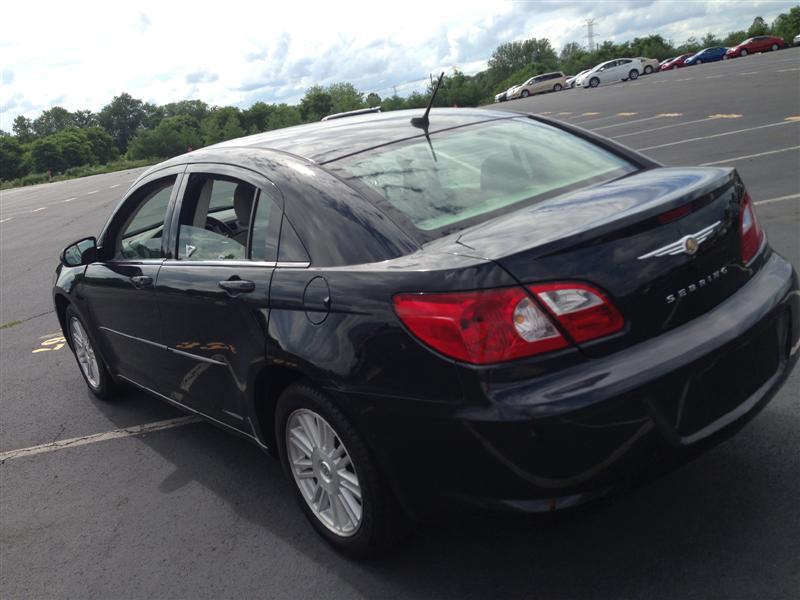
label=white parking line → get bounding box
[701,145,800,165]
[592,113,682,131]
[63,197,76,203]
[637,120,799,151]
[754,193,800,206]
[739,71,759,76]
[109,184,120,189]
[0,217,12,223]
[87,190,99,195]
[614,116,719,138]
[705,75,725,79]
[0,416,201,462]
[777,67,800,72]
[31,207,47,212]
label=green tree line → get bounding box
[1,8,797,183]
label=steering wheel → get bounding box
[205,216,236,237]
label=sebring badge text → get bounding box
[666,266,729,304]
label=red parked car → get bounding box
[659,53,693,71]
[726,35,787,58]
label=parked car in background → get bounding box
[494,86,514,103]
[684,47,728,65]
[794,33,800,47]
[636,57,660,74]
[659,53,693,70]
[659,57,675,68]
[566,69,591,88]
[510,71,568,98]
[577,58,643,88]
[726,35,788,57]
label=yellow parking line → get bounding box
[785,116,800,122]
[709,114,743,119]
[656,113,683,117]
[557,112,573,116]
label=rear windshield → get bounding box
[332,117,636,239]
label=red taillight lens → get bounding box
[739,193,764,264]
[531,283,625,343]
[393,283,625,364]
[393,288,567,364]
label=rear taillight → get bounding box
[393,283,624,365]
[530,283,625,343]
[739,193,764,264]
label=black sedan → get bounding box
[54,107,799,556]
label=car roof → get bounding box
[201,107,513,165]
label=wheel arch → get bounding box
[252,364,305,455]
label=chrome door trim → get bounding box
[99,326,227,366]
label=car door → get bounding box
[599,61,617,83]
[153,164,283,433]
[81,167,183,390]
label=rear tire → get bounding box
[644,65,653,74]
[65,305,117,401]
[589,77,600,88]
[276,382,406,557]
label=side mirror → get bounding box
[61,237,97,267]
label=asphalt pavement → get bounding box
[1,47,799,599]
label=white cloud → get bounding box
[0,0,795,130]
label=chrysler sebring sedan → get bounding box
[54,108,799,556]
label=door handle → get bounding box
[219,279,255,295]
[130,275,153,288]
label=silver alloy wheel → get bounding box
[70,317,100,389]
[286,408,363,537]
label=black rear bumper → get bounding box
[350,251,799,513]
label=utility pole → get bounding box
[585,18,597,52]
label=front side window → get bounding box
[333,118,636,240]
[114,177,175,259]
[176,174,277,261]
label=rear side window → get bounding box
[332,118,636,239]
[176,174,278,261]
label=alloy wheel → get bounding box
[70,317,100,389]
[286,408,363,537]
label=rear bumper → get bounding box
[353,252,799,513]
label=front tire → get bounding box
[277,382,405,557]
[520,89,530,98]
[589,77,600,88]
[65,306,116,400]
[740,48,748,57]
[771,43,779,51]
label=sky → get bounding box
[1,0,795,131]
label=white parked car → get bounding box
[566,69,591,88]
[794,33,800,47]
[494,85,518,103]
[577,58,644,88]
[636,57,660,74]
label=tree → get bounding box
[30,138,66,173]
[200,107,244,145]
[12,115,34,143]
[72,110,98,128]
[365,92,381,108]
[747,16,770,37]
[267,104,302,129]
[488,37,558,77]
[771,6,800,44]
[300,85,334,121]
[98,93,146,153]
[0,136,25,180]
[701,33,723,47]
[243,101,274,133]
[722,30,748,47]
[327,82,364,114]
[32,106,74,137]
[53,130,93,168]
[127,115,202,159]
[82,127,116,164]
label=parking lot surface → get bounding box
[1,48,798,599]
